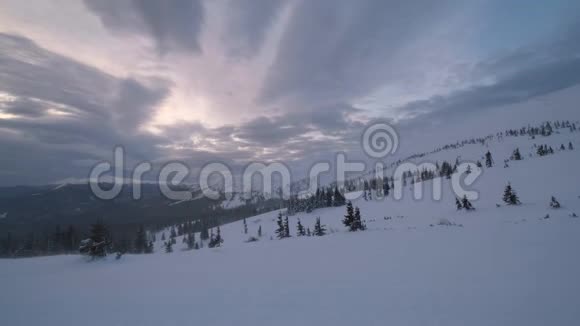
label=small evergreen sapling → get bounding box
[512,148,522,160]
[455,197,463,210]
[461,195,474,210]
[502,183,521,205]
[549,196,561,209]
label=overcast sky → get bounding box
[1,0,580,185]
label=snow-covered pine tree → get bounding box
[333,187,346,206]
[455,197,463,210]
[87,219,109,258]
[343,201,354,229]
[186,232,196,250]
[164,241,173,253]
[485,151,494,167]
[313,217,326,236]
[569,142,574,150]
[144,241,154,254]
[383,177,390,196]
[325,189,333,207]
[257,225,262,238]
[512,148,522,160]
[200,221,209,241]
[502,183,521,205]
[275,211,285,239]
[461,195,474,210]
[549,196,561,209]
[134,225,147,254]
[353,207,365,231]
[283,216,291,238]
[296,219,306,236]
[208,226,223,248]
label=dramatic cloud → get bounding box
[393,22,580,123]
[85,0,205,54]
[1,0,580,185]
[0,33,170,183]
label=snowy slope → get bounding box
[1,122,580,326]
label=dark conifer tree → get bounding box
[275,211,285,239]
[461,195,474,210]
[243,218,248,234]
[186,232,196,250]
[342,201,354,229]
[352,207,365,231]
[383,177,390,196]
[208,226,223,248]
[569,142,574,150]
[455,197,463,210]
[306,228,311,237]
[90,220,108,244]
[134,225,147,254]
[512,148,522,160]
[85,219,109,258]
[257,225,262,238]
[313,217,326,236]
[164,241,173,253]
[283,216,291,238]
[325,189,333,207]
[296,219,306,236]
[144,241,154,254]
[200,221,209,241]
[333,187,346,206]
[502,183,521,205]
[485,151,494,167]
[549,196,561,209]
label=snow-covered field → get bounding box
[1,127,580,326]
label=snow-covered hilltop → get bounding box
[2,118,579,326]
